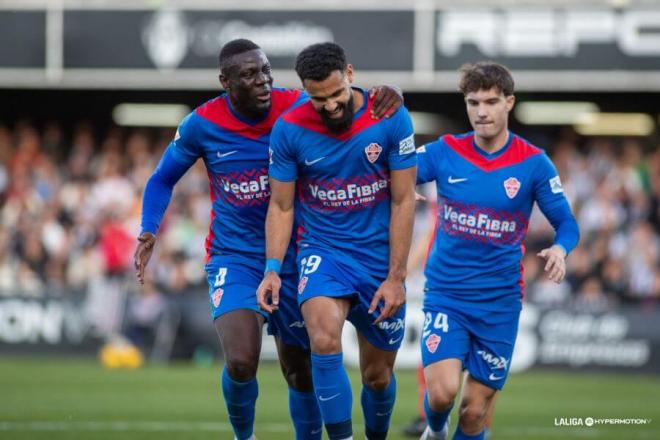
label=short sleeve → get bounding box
[416,138,444,184]
[268,119,299,182]
[168,112,201,167]
[387,106,417,171]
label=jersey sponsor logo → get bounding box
[426,333,441,353]
[399,134,415,155]
[503,177,521,199]
[448,176,468,184]
[365,143,383,163]
[212,288,223,308]
[211,168,271,206]
[304,156,326,166]
[298,276,308,294]
[439,198,527,245]
[302,171,390,212]
[549,175,564,194]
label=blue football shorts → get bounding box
[205,254,309,350]
[420,295,520,390]
[296,246,405,351]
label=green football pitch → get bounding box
[0,357,658,439]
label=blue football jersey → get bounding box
[418,132,572,310]
[167,88,306,270]
[269,88,417,278]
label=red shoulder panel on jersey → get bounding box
[196,89,302,140]
[282,95,380,141]
[444,133,542,172]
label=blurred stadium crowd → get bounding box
[0,120,658,313]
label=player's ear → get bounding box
[345,64,354,84]
[506,94,515,112]
[219,73,229,90]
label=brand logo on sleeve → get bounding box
[399,134,415,155]
[549,176,564,194]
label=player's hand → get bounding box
[257,271,282,313]
[537,245,567,284]
[134,232,156,285]
[369,85,403,119]
[369,277,406,325]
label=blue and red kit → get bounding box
[140,88,309,348]
[417,132,579,389]
[268,88,417,351]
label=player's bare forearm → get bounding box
[265,178,296,262]
[388,167,417,282]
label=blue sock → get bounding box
[221,367,258,440]
[361,374,396,440]
[289,388,322,440]
[310,352,353,439]
[424,392,452,433]
[453,425,484,440]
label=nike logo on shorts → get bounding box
[305,156,326,166]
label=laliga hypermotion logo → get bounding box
[143,9,191,71]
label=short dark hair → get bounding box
[459,62,514,96]
[219,39,260,69]
[295,42,347,82]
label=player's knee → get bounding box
[281,363,313,392]
[427,382,458,412]
[458,401,487,432]
[361,365,392,391]
[225,355,258,381]
[309,332,341,354]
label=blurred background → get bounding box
[1,0,659,439]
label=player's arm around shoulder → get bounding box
[533,152,580,284]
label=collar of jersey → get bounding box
[471,131,514,160]
[225,93,270,126]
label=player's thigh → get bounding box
[464,308,520,391]
[347,270,406,352]
[356,331,397,389]
[301,296,351,353]
[424,358,463,409]
[459,375,497,427]
[205,256,265,362]
[267,271,310,351]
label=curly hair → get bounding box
[295,42,347,82]
[459,62,514,96]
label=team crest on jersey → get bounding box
[364,143,383,163]
[426,334,441,353]
[298,276,308,295]
[212,288,223,308]
[503,177,521,199]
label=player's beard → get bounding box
[319,93,355,134]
